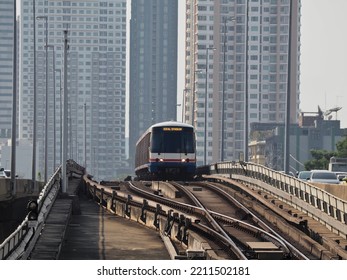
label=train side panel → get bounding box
[135,131,151,178]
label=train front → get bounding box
[149,125,196,180]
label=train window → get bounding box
[151,127,195,154]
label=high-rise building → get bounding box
[20,0,127,180]
[0,0,15,141]
[184,0,301,165]
[129,0,178,170]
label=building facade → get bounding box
[184,0,301,165]
[250,110,346,172]
[129,0,178,170]
[20,0,127,180]
[0,0,15,143]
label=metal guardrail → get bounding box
[209,161,347,238]
[0,166,62,260]
[0,160,85,260]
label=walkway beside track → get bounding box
[29,177,80,259]
[59,192,171,260]
[29,176,170,260]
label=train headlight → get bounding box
[181,158,189,163]
[156,158,164,162]
[160,158,164,162]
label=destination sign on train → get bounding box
[162,127,183,131]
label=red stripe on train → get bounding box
[149,158,196,163]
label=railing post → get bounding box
[140,199,148,223]
[111,191,117,211]
[153,204,162,229]
[93,185,97,201]
[164,210,174,236]
[100,188,106,206]
[125,195,132,217]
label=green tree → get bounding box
[336,136,347,158]
[304,150,337,170]
[250,130,274,141]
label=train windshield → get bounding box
[151,127,195,154]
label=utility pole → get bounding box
[44,16,48,182]
[55,69,62,165]
[204,47,215,165]
[221,16,235,162]
[84,102,87,170]
[48,45,56,169]
[244,0,249,163]
[284,0,293,174]
[62,30,68,193]
[37,15,48,182]
[31,0,37,191]
[10,0,17,195]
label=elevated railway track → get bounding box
[2,160,347,260]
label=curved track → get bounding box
[124,180,310,259]
[173,181,309,260]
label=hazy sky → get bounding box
[300,0,347,128]
[177,0,347,129]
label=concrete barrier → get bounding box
[150,181,181,199]
[311,182,347,201]
[0,179,44,202]
[210,162,347,238]
[99,187,219,259]
[0,179,10,199]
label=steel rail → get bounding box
[126,181,247,260]
[170,182,247,259]
[175,183,293,259]
[200,181,309,260]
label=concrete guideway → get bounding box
[29,177,170,260]
[206,174,347,259]
[59,193,171,260]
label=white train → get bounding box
[135,121,196,180]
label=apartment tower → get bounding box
[129,0,178,170]
[20,0,127,180]
[0,0,15,142]
[184,0,301,165]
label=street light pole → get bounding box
[84,102,87,169]
[204,47,215,165]
[182,88,190,123]
[11,0,17,195]
[55,69,62,166]
[48,45,56,169]
[221,18,227,163]
[62,30,69,193]
[37,15,48,182]
[284,0,293,174]
[244,1,249,162]
[221,16,235,162]
[192,70,202,127]
[31,0,37,191]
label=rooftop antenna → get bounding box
[324,92,326,112]
[324,107,342,120]
[331,107,342,120]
